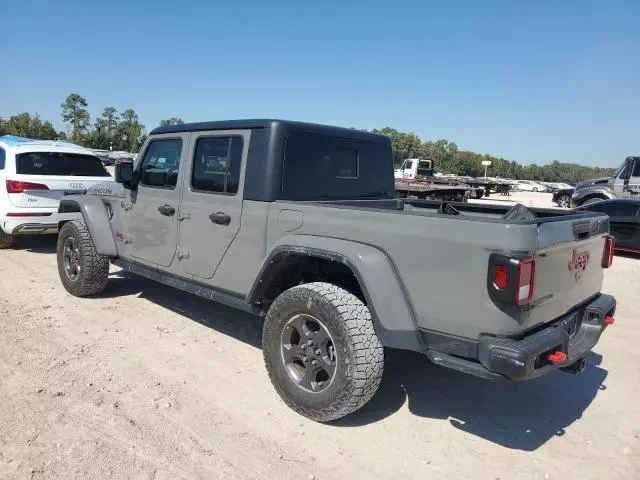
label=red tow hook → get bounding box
[547,351,567,364]
[604,315,615,326]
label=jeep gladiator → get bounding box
[55,119,617,422]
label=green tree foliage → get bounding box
[375,127,616,183]
[159,117,184,127]
[118,108,145,152]
[2,99,617,181]
[61,93,90,142]
[0,113,59,139]
[87,107,120,149]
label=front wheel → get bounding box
[556,194,571,208]
[57,220,109,297]
[262,282,384,422]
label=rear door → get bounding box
[178,129,249,279]
[7,150,112,208]
[127,134,189,267]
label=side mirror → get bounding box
[114,160,135,189]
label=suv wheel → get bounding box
[0,229,13,249]
[556,194,571,208]
[262,282,384,422]
[57,220,109,297]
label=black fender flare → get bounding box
[58,196,118,257]
[247,235,423,351]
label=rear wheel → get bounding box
[0,229,13,249]
[57,220,109,297]
[556,194,571,208]
[262,282,384,422]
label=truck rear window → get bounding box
[16,152,111,177]
[281,132,393,200]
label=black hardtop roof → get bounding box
[150,118,389,142]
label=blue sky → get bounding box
[2,0,638,166]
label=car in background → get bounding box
[0,135,115,248]
[576,198,640,253]
[552,187,575,208]
[514,179,548,192]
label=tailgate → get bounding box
[7,175,113,208]
[527,213,609,329]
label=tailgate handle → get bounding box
[572,221,590,240]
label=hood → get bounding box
[574,176,612,190]
[86,181,127,198]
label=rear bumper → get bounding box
[426,293,616,381]
[1,211,82,235]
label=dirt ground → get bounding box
[1,205,639,479]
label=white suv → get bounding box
[0,135,115,248]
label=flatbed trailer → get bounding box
[394,177,474,202]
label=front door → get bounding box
[626,158,640,198]
[178,130,249,279]
[127,133,189,267]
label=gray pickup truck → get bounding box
[571,155,640,207]
[55,119,617,422]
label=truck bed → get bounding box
[304,198,590,223]
[261,197,610,340]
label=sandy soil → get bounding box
[1,215,639,479]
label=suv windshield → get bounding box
[16,152,110,177]
[614,158,632,179]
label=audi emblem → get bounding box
[69,182,84,189]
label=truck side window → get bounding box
[631,159,640,178]
[138,139,183,189]
[191,136,243,194]
[0,147,5,169]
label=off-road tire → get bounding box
[0,229,13,249]
[556,194,571,208]
[57,220,109,297]
[262,282,384,422]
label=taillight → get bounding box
[516,257,535,305]
[601,235,615,268]
[6,180,49,193]
[494,265,508,289]
[489,254,536,306]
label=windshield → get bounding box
[16,152,111,177]
[613,158,631,179]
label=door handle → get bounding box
[158,204,175,216]
[209,212,231,225]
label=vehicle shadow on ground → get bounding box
[99,271,608,452]
[615,251,640,260]
[101,271,263,348]
[335,348,608,451]
[9,235,57,254]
